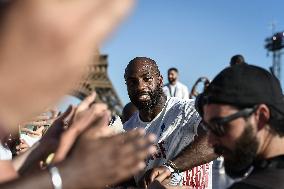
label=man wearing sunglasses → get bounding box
[196,64,284,189]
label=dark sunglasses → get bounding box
[202,106,258,137]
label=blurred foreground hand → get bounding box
[0,0,134,130]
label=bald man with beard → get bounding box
[123,57,217,189]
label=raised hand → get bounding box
[144,166,171,188]
[52,92,112,163]
[15,139,30,155]
[61,126,157,189]
[0,0,134,129]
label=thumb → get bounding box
[76,92,96,112]
[82,111,111,139]
[154,170,171,183]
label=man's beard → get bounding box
[214,123,259,179]
[168,77,177,84]
[130,86,164,112]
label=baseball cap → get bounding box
[196,64,284,117]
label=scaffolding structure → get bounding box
[265,31,284,80]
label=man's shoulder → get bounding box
[166,97,200,121]
[163,83,170,89]
[123,112,139,131]
[177,81,188,89]
[229,165,284,189]
[167,97,194,110]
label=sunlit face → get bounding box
[203,104,259,178]
[125,61,163,112]
[168,70,178,84]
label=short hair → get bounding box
[230,54,246,66]
[124,57,161,79]
[168,67,178,74]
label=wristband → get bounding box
[163,160,180,173]
[162,164,175,173]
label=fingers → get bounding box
[37,125,45,132]
[110,133,156,178]
[150,168,168,183]
[118,128,146,144]
[49,107,59,119]
[58,105,75,127]
[88,103,109,120]
[40,106,75,145]
[31,115,50,121]
[23,114,52,126]
[16,139,30,155]
[53,102,110,163]
[21,128,41,136]
[76,92,96,113]
[59,105,74,120]
[150,169,160,183]
[120,134,156,158]
[53,126,79,163]
[81,112,112,139]
[154,169,171,183]
[101,131,155,163]
[71,104,109,135]
[23,120,49,127]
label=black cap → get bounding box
[196,64,284,117]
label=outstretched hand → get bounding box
[0,0,134,129]
[62,126,157,189]
[143,166,171,188]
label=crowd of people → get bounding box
[0,1,283,189]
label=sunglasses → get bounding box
[202,106,258,137]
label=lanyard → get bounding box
[169,85,177,97]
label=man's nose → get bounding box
[137,79,147,91]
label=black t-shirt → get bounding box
[229,182,262,189]
[228,155,284,189]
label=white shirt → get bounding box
[124,97,212,189]
[163,81,189,99]
[0,143,12,160]
[108,115,125,134]
[20,134,40,147]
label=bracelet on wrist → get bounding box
[48,165,62,189]
[163,160,180,173]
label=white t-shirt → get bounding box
[108,115,125,134]
[163,81,189,99]
[0,143,12,160]
[124,97,212,189]
[20,134,40,147]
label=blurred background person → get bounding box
[163,67,189,99]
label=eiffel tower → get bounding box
[73,54,123,116]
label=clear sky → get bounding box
[101,0,284,105]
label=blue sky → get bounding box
[100,0,284,105]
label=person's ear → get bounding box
[256,104,270,131]
[158,75,163,87]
